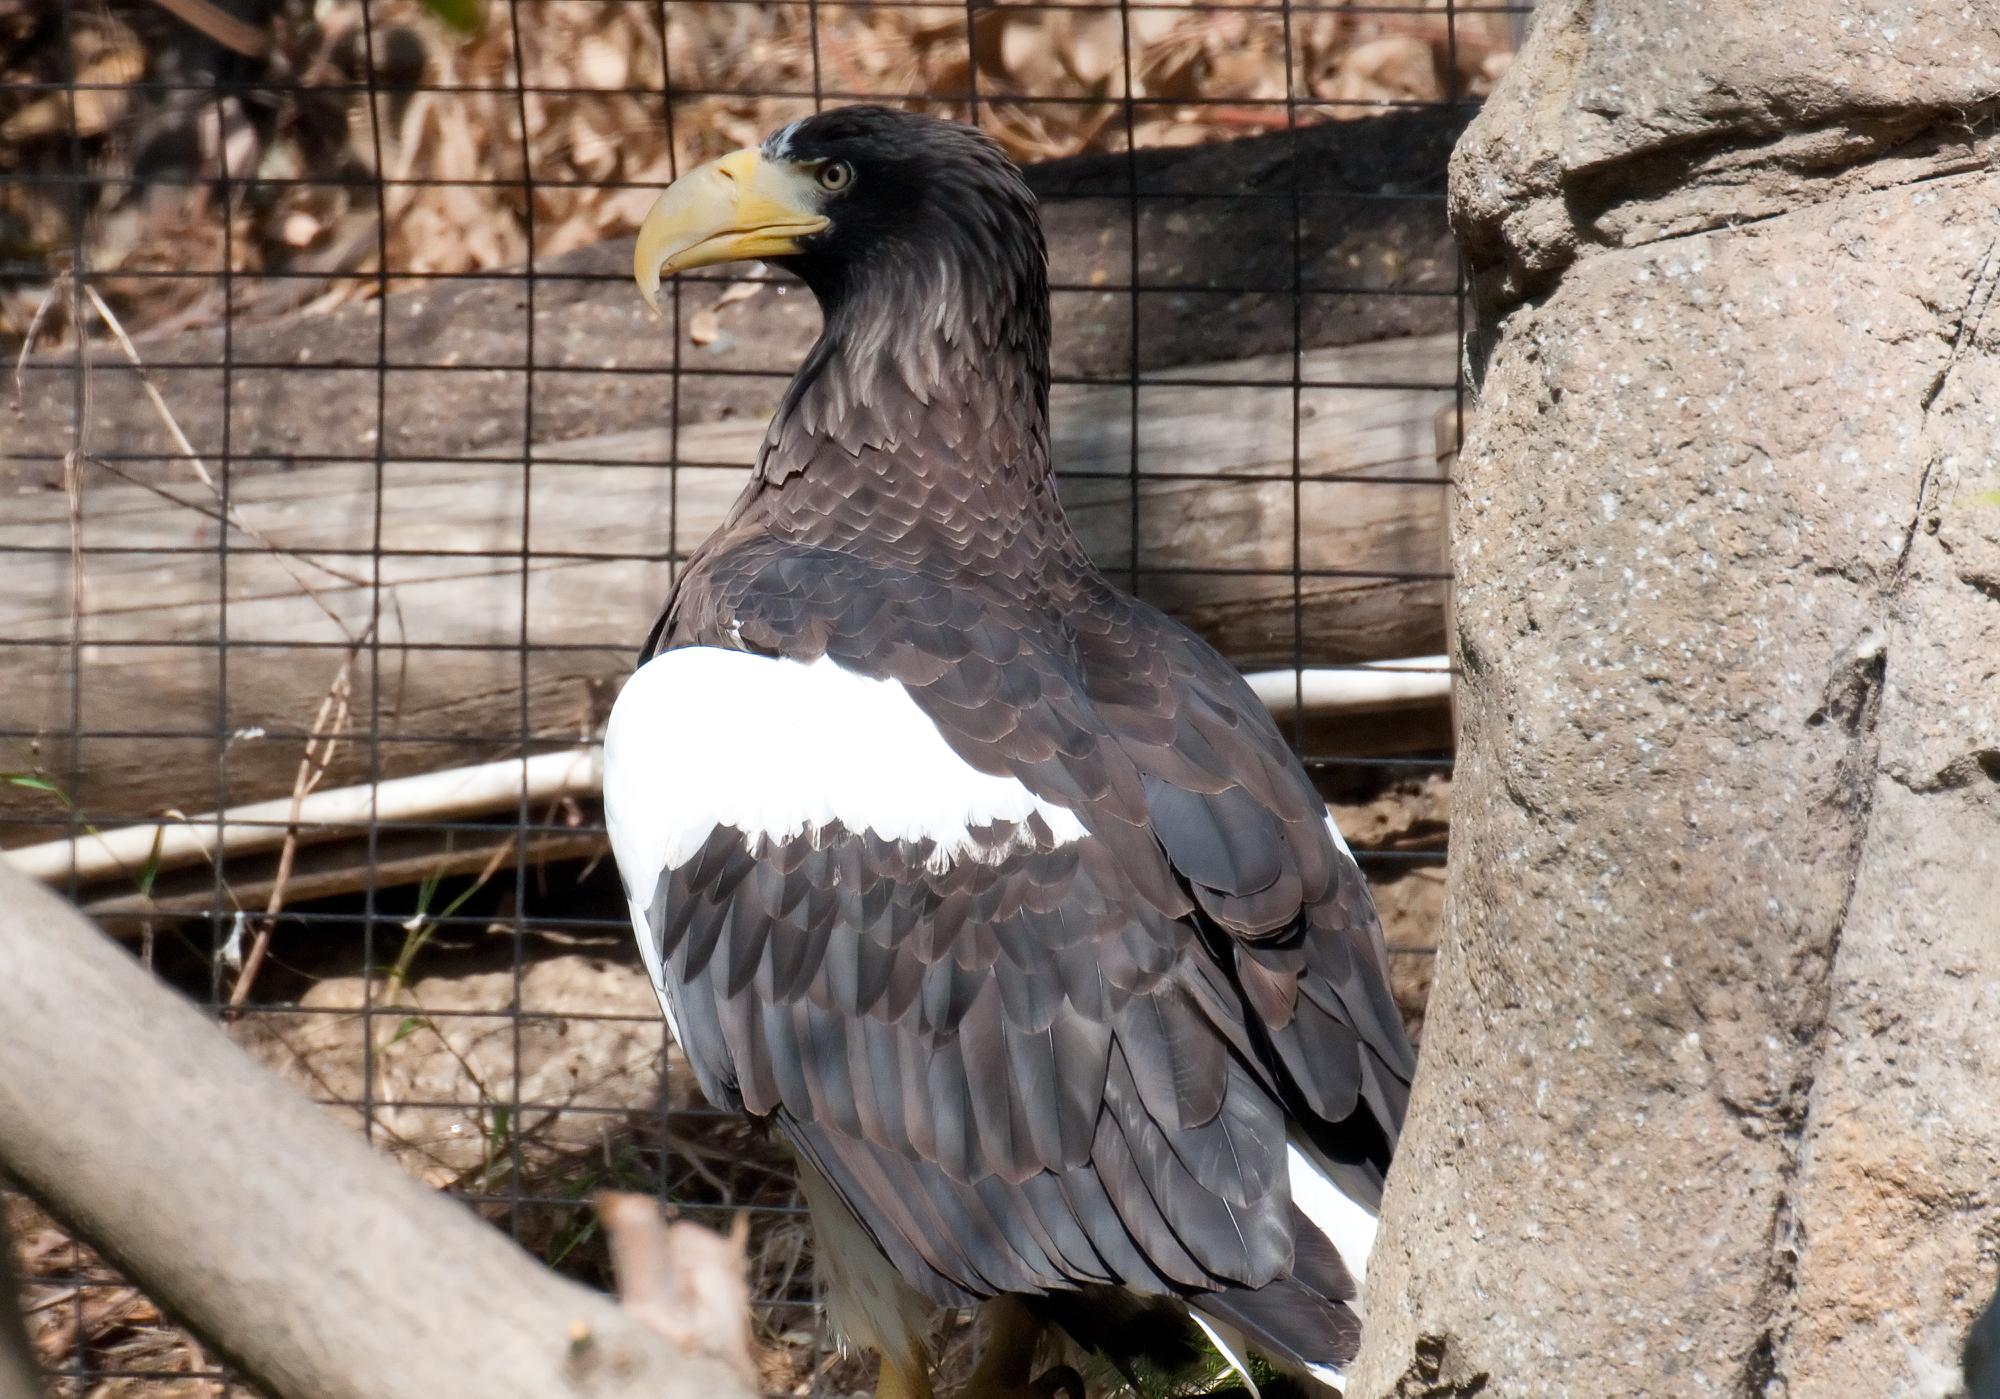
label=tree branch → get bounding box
[0,861,757,1399]
[596,1193,758,1385]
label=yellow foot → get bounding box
[963,1364,1086,1399]
[954,1298,1088,1399]
[877,1355,934,1399]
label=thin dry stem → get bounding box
[81,284,372,611]
[144,0,268,57]
[227,635,366,1008]
[63,274,91,660]
[11,280,60,402]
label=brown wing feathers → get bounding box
[640,528,1412,1296]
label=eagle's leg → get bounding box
[959,1297,1085,1399]
[877,1355,935,1399]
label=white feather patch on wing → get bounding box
[1322,811,1355,860]
[1190,1309,1260,1399]
[603,646,1087,900]
[1287,1140,1379,1311]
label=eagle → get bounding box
[605,106,1414,1399]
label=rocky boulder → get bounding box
[1353,4,2000,1395]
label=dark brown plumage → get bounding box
[607,105,1413,1396]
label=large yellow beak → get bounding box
[633,149,830,315]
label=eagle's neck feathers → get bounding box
[749,206,1073,577]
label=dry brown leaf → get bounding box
[1127,8,1182,50]
[5,25,142,143]
[579,33,629,89]
[992,10,1067,93]
[687,305,722,346]
[1059,12,1123,88]
[1323,34,1443,109]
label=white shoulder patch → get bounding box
[602,647,1087,906]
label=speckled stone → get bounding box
[1353,4,2000,1395]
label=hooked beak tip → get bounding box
[630,148,822,319]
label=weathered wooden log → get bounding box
[0,335,1451,844]
[2,108,1466,472]
[0,860,760,1399]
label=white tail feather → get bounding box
[1190,1309,1260,1398]
[1287,1141,1379,1310]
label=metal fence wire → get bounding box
[1,0,1523,1390]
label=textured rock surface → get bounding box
[1353,4,2000,1396]
[1453,0,2000,311]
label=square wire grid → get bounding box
[0,0,1525,1391]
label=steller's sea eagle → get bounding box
[605,105,1415,1399]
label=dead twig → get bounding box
[145,0,269,59]
[81,284,373,619]
[20,1286,78,1318]
[595,1193,758,1387]
[64,274,91,655]
[6,748,604,889]
[227,634,368,1008]
[10,281,61,404]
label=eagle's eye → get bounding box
[817,160,854,193]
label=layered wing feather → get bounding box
[669,540,1413,1175]
[606,644,1297,1307]
[609,533,1413,1328]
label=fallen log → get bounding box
[2,108,1465,472]
[3,112,1465,844]
[1,335,1452,844]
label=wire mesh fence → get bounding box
[1,0,1522,1390]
